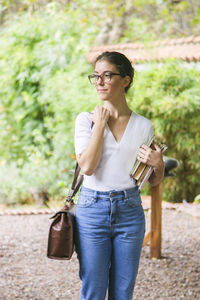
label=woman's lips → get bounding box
[97,89,107,93]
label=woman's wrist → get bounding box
[153,159,165,173]
[93,120,107,130]
[149,160,164,186]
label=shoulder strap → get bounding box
[65,121,94,204]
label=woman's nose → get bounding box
[97,76,104,85]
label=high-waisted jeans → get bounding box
[75,186,145,300]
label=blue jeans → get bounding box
[75,186,145,300]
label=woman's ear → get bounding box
[124,75,131,88]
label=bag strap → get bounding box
[65,120,94,204]
[71,163,82,190]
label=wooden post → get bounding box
[150,183,162,259]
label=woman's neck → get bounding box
[103,98,132,118]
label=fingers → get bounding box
[138,147,150,159]
[140,144,151,152]
[140,142,161,153]
[137,144,156,165]
[137,147,151,164]
[152,141,161,152]
[95,106,110,120]
[137,141,163,167]
[92,106,110,126]
[137,153,148,164]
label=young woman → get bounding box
[74,51,164,300]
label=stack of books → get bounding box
[130,135,167,190]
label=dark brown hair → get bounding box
[95,51,134,93]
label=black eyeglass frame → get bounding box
[88,72,121,85]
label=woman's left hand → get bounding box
[137,141,163,169]
[137,141,165,186]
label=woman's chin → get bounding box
[98,95,108,101]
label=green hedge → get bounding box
[0,7,199,204]
[0,6,97,205]
[129,62,200,202]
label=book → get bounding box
[130,135,167,190]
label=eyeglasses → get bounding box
[88,72,121,85]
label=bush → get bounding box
[0,159,75,206]
[0,5,99,205]
[129,62,200,202]
[0,6,199,204]
[0,4,97,164]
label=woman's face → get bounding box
[94,59,129,101]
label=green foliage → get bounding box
[0,5,98,204]
[128,61,200,202]
[0,5,199,205]
[1,0,200,40]
[0,4,97,164]
[194,194,200,203]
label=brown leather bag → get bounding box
[47,163,83,260]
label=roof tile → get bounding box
[86,36,200,63]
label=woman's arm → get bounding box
[76,106,110,176]
[137,141,165,186]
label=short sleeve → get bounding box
[146,122,154,142]
[74,112,93,155]
[133,112,154,145]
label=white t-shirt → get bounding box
[74,111,154,191]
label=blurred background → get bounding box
[0,0,200,208]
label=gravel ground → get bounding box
[0,208,199,300]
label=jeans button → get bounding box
[110,193,114,197]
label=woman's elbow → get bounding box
[82,168,94,176]
[80,165,94,176]
[76,156,94,176]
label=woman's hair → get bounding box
[95,51,134,93]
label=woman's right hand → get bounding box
[90,106,110,127]
[77,106,110,175]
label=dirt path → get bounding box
[0,209,199,300]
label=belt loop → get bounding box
[93,190,98,201]
[124,189,128,199]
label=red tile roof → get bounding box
[86,36,200,64]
